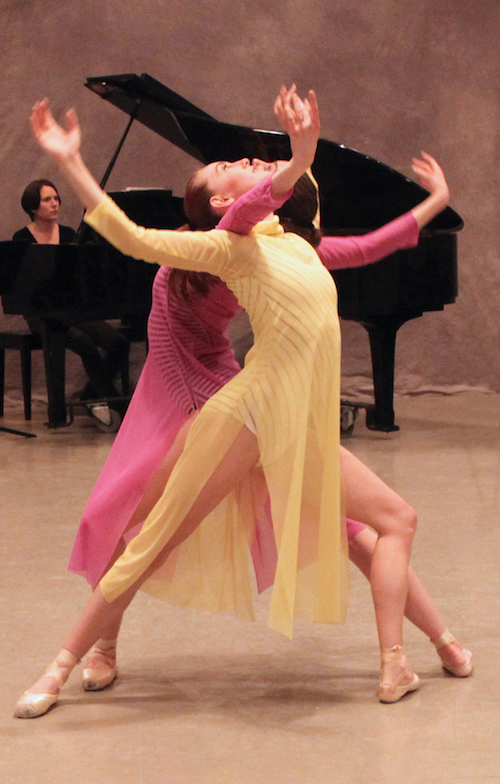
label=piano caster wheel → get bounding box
[87,404,122,433]
[341,403,358,437]
[95,409,121,433]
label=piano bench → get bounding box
[0,331,43,420]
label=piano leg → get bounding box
[39,323,68,427]
[360,316,409,433]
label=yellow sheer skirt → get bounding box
[99,391,348,639]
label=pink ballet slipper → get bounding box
[14,649,79,719]
[82,639,118,691]
[378,645,420,703]
[432,629,473,677]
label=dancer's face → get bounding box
[202,158,288,201]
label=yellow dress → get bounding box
[86,195,348,638]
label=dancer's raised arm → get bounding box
[312,152,451,271]
[31,87,320,218]
[410,152,450,227]
[270,85,320,197]
[272,91,449,233]
[31,99,107,213]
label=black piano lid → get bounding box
[85,73,213,163]
[85,73,463,233]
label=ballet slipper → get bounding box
[432,629,473,677]
[14,649,80,719]
[378,645,420,703]
[82,639,118,691]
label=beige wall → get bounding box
[2,0,499,400]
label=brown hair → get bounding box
[183,170,220,231]
[21,179,61,221]
[276,173,322,248]
[168,268,220,301]
[167,170,219,301]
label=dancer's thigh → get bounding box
[340,446,415,536]
[140,423,260,575]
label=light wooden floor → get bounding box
[1,392,498,784]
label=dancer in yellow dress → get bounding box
[15,86,454,717]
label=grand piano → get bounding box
[0,73,462,429]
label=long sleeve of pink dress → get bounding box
[218,176,420,269]
[316,213,419,269]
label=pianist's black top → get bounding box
[12,225,76,243]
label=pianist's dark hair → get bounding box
[169,171,322,302]
[21,179,61,221]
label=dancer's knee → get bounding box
[377,500,417,543]
[393,502,417,542]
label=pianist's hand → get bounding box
[30,99,81,162]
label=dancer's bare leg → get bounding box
[349,528,471,673]
[15,425,259,716]
[341,446,416,649]
[82,412,204,690]
[92,420,460,691]
[340,446,419,701]
[69,422,258,659]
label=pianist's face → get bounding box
[33,185,60,223]
[202,158,288,202]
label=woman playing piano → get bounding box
[13,178,130,424]
[15,86,469,718]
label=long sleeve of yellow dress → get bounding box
[86,194,249,278]
[85,195,348,639]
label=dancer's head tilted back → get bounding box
[183,158,288,230]
[175,162,322,302]
[184,158,320,239]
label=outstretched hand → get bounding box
[274,84,320,170]
[410,152,450,228]
[412,152,449,202]
[31,99,81,161]
[30,99,104,213]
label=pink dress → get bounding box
[69,273,242,587]
[69,178,418,596]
